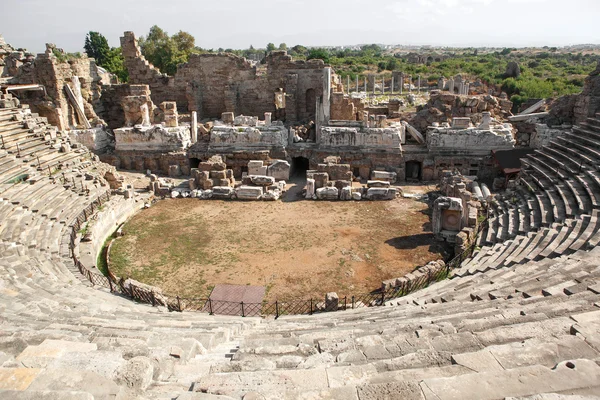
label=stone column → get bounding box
[449,78,455,93]
[191,111,198,144]
[382,77,385,94]
[264,112,272,126]
[466,83,470,95]
[417,75,421,93]
[391,77,394,94]
[400,72,404,94]
[408,76,412,93]
[347,75,350,93]
[356,76,359,93]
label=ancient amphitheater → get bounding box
[1,31,600,399]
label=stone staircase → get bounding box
[456,114,600,279]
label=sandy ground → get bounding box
[110,184,449,302]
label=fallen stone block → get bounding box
[267,159,290,181]
[371,171,397,183]
[366,187,398,200]
[236,186,263,200]
[249,175,276,186]
[352,192,362,201]
[211,186,235,199]
[316,187,339,200]
[340,186,352,201]
[367,180,391,188]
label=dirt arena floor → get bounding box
[109,187,449,302]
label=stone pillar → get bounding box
[409,76,412,93]
[382,77,385,94]
[356,76,359,93]
[448,78,455,93]
[264,112,272,126]
[140,103,151,126]
[399,72,404,94]
[306,178,315,199]
[347,75,350,93]
[364,77,367,93]
[161,101,178,127]
[478,112,491,130]
[391,77,394,94]
[466,83,470,95]
[417,75,421,93]
[480,183,491,200]
[191,111,198,144]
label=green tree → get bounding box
[139,26,196,75]
[266,43,276,52]
[278,43,287,50]
[102,47,128,83]
[84,31,110,66]
[307,48,330,64]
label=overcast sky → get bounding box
[2,0,599,53]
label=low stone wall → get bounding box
[78,195,146,272]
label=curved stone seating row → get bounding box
[187,249,600,399]
[463,115,600,281]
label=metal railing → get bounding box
[68,194,489,318]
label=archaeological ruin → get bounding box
[1,28,600,399]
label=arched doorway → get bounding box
[405,161,422,181]
[291,156,310,178]
[189,158,201,169]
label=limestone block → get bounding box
[236,186,263,200]
[325,292,339,311]
[306,179,316,199]
[168,165,182,177]
[267,160,290,181]
[234,115,258,126]
[212,186,235,199]
[248,160,264,176]
[316,187,339,200]
[210,170,227,180]
[113,125,191,152]
[249,175,275,186]
[452,117,471,129]
[334,180,351,191]
[340,186,352,201]
[202,179,214,190]
[200,190,213,199]
[263,190,281,201]
[196,171,209,184]
[218,178,230,187]
[366,188,398,200]
[307,172,329,189]
[352,192,362,201]
[367,180,390,188]
[222,112,234,124]
[116,356,154,390]
[371,171,397,183]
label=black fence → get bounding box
[68,194,489,318]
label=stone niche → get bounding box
[432,196,464,243]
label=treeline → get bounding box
[81,27,598,107]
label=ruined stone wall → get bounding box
[573,60,600,124]
[28,51,103,130]
[330,92,366,121]
[100,151,189,175]
[409,91,512,133]
[120,32,327,123]
[99,84,130,129]
[120,32,179,108]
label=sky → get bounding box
[1,0,599,53]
